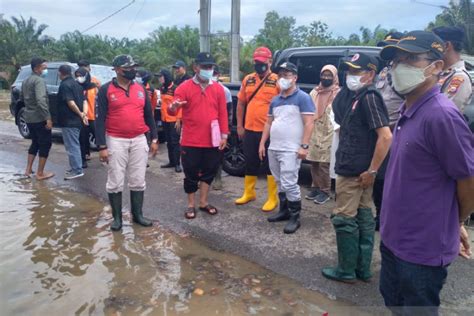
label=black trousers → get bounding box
[181,146,220,193]
[373,178,384,218]
[163,121,181,166]
[79,120,95,160]
[243,130,270,176]
[27,121,52,158]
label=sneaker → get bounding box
[64,172,84,180]
[305,188,321,200]
[314,192,330,205]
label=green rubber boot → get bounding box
[108,192,123,231]
[355,208,375,282]
[130,191,152,227]
[321,215,359,283]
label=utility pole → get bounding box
[199,0,211,52]
[230,0,241,82]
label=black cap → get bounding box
[172,60,186,68]
[377,32,404,47]
[276,61,298,74]
[432,26,465,43]
[380,30,445,60]
[112,54,139,68]
[77,59,90,67]
[342,53,378,72]
[31,57,46,70]
[195,52,216,65]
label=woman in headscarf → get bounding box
[306,65,340,204]
[75,67,98,167]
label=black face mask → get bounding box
[122,69,137,80]
[254,63,268,75]
[321,79,333,87]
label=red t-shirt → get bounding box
[170,78,229,148]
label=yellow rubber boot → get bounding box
[262,175,278,212]
[235,175,257,205]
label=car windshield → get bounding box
[90,65,116,85]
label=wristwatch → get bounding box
[300,144,309,150]
[368,170,378,177]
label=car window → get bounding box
[14,67,32,84]
[289,55,342,86]
[44,68,58,86]
[90,65,116,85]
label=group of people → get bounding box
[20,24,474,314]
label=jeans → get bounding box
[268,149,302,201]
[62,127,83,174]
[379,242,448,316]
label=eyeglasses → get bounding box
[392,54,435,65]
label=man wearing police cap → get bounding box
[434,26,472,112]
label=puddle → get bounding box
[0,164,368,315]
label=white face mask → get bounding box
[346,74,365,91]
[211,76,218,81]
[76,76,86,84]
[390,63,432,95]
[278,77,293,91]
[136,77,143,84]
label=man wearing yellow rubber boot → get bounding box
[235,47,280,211]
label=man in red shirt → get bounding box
[169,52,229,219]
[96,55,158,231]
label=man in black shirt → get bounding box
[57,65,88,180]
[172,60,191,86]
[322,53,392,283]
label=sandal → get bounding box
[185,207,196,219]
[199,204,218,215]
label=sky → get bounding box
[0,0,450,40]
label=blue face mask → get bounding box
[41,69,48,77]
[199,69,214,81]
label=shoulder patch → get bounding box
[447,76,465,96]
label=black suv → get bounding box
[222,46,382,176]
[9,62,116,144]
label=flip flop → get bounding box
[199,204,218,215]
[185,207,196,219]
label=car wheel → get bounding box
[17,107,31,139]
[222,135,246,177]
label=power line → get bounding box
[411,0,448,9]
[126,0,146,37]
[81,0,136,34]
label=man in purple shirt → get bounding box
[379,31,474,315]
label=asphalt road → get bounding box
[1,119,473,314]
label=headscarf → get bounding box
[159,68,173,93]
[74,67,96,90]
[312,65,340,119]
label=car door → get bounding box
[44,68,60,126]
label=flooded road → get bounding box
[0,163,366,316]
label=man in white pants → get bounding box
[96,55,158,231]
[259,62,315,234]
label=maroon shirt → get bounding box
[381,86,474,266]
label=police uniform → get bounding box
[439,60,472,112]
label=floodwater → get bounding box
[0,163,368,316]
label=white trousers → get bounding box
[268,149,302,201]
[106,134,149,193]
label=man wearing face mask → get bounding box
[322,53,392,283]
[96,55,158,231]
[235,46,280,212]
[172,60,191,87]
[379,31,474,314]
[168,52,228,220]
[259,62,315,234]
[433,26,473,113]
[20,57,54,180]
[58,65,88,180]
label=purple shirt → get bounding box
[380,86,474,267]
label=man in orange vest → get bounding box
[235,47,280,212]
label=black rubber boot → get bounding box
[130,191,152,227]
[283,200,301,234]
[108,192,123,231]
[267,192,290,222]
[355,208,375,282]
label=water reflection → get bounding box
[0,164,367,315]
